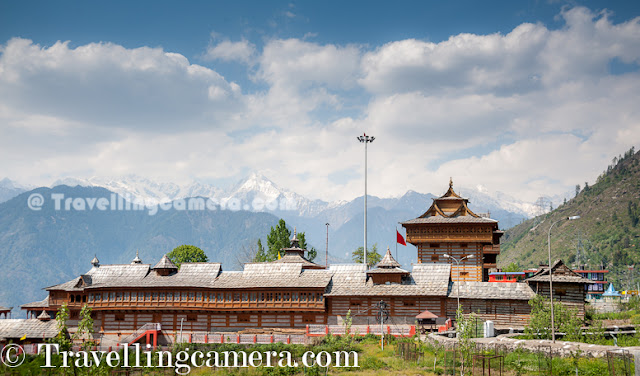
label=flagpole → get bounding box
[395,229,398,259]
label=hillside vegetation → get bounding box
[499,147,640,289]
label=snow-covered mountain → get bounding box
[223,172,329,217]
[0,178,29,203]
[51,176,223,204]
[6,172,539,230]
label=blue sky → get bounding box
[1,0,640,202]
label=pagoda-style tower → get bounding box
[401,179,502,282]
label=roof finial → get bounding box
[131,249,142,264]
[91,254,100,267]
[449,177,453,189]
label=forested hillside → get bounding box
[499,147,640,289]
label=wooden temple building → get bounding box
[11,181,590,344]
[402,179,502,282]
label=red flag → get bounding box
[396,230,406,246]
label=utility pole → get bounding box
[325,223,330,268]
[357,133,374,267]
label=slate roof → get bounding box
[154,255,178,270]
[525,259,591,284]
[47,260,330,291]
[325,263,451,296]
[213,263,332,289]
[448,282,536,300]
[0,305,11,311]
[376,248,401,268]
[0,319,59,341]
[20,298,49,309]
[271,253,325,269]
[416,309,438,319]
[402,216,498,224]
[37,310,51,320]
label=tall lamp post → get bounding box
[548,215,580,343]
[325,223,330,268]
[357,133,374,267]
[444,254,475,312]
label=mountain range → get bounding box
[0,173,558,316]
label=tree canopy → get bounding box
[253,218,317,262]
[352,243,382,267]
[167,245,208,267]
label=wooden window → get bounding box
[153,292,158,301]
[302,315,315,323]
[292,292,298,301]
[460,243,468,248]
[275,293,281,302]
[317,293,323,302]
[70,295,75,303]
[555,289,566,296]
[88,294,93,302]
[196,292,202,301]
[110,292,116,301]
[226,293,232,302]
[266,293,273,301]
[186,314,197,322]
[189,292,195,301]
[115,313,125,321]
[237,314,251,323]
[138,292,144,301]
[166,292,173,301]
[70,311,79,320]
[242,293,248,302]
[124,292,130,301]
[429,243,439,248]
[82,295,87,303]
[460,271,469,276]
[403,301,415,307]
[431,255,439,261]
[259,293,265,302]
[350,300,361,307]
[233,293,240,302]
[103,292,109,301]
[145,292,152,301]
[181,292,187,301]
[116,292,122,301]
[218,293,224,302]
[301,293,307,302]
[283,292,290,301]
[250,293,257,302]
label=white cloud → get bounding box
[204,39,256,64]
[1,6,640,205]
[0,38,244,132]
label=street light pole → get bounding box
[325,223,330,268]
[357,133,374,267]
[548,215,580,343]
[444,254,475,312]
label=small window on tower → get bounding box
[429,243,439,248]
[431,255,439,261]
[460,243,468,248]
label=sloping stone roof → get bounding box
[271,253,325,269]
[525,259,591,284]
[20,297,49,309]
[0,319,58,341]
[403,216,498,224]
[0,305,11,311]
[376,248,401,268]
[325,263,451,297]
[154,254,178,270]
[448,282,536,300]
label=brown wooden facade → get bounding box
[402,180,502,282]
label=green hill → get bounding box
[499,147,640,290]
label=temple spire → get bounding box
[90,254,100,267]
[131,249,142,264]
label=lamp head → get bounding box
[465,255,475,260]
[443,254,451,259]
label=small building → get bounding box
[0,305,12,319]
[602,283,622,301]
[574,269,609,300]
[488,272,525,283]
[524,259,591,317]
